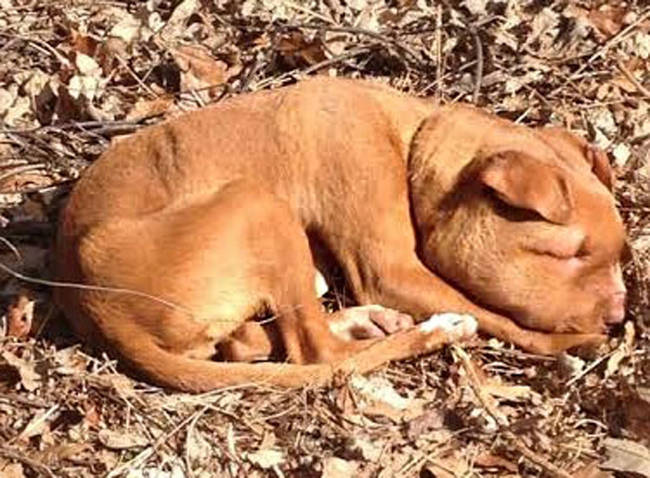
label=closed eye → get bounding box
[526,235,588,260]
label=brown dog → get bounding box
[53,78,626,392]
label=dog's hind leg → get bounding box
[65,179,387,378]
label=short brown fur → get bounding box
[54,78,626,392]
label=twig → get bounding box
[616,59,650,99]
[106,409,205,478]
[0,446,56,477]
[468,25,483,104]
[0,392,48,408]
[586,8,650,64]
[284,0,335,24]
[453,345,574,478]
[0,255,195,318]
[0,163,46,184]
[289,23,423,66]
[301,46,371,75]
[434,4,443,104]
[0,118,158,136]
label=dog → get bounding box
[53,77,626,392]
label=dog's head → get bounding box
[409,108,626,335]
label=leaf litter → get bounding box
[0,0,649,476]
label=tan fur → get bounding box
[54,78,626,392]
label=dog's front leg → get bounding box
[351,256,605,355]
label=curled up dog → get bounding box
[53,78,626,392]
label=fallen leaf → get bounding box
[463,0,488,16]
[622,388,650,445]
[0,86,17,115]
[345,437,383,462]
[161,0,199,40]
[185,428,212,467]
[172,45,232,98]
[69,30,99,57]
[588,6,627,39]
[0,463,25,478]
[482,383,533,402]
[601,438,650,477]
[74,53,102,78]
[575,461,614,478]
[17,405,59,441]
[246,449,284,469]
[423,452,470,478]
[276,31,327,68]
[349,375,424,421]
[109,15,142,44]
[1,350,42,391]
[406,409,446,441]
[612,143,631,167]
[98,429,149,450]
[2,95,31,126]
[67,75,100,101]
[126,96,173,121]
[322,457,358,478]
[3,293,34,337]
[474,452,518,472]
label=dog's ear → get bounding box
[479,151,574,225]
[537,127,614,191]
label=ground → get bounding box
[0,1,648,477]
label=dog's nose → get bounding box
[605,291,626,324]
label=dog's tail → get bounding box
[111,316,473,392]
[120,335,334,391]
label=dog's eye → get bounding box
[527,234,587,260]
[543,240,588,260]
[574,241,589,258]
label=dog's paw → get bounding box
[329,305,414,340]
[419,313,477,341]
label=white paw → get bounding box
[419,313,478,340]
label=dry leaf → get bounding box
[622,388,650,445]
[424,453,470,478]
[69,30,99,57]
[161,0,199,40]
[246,449,284,469]
[172,45,231,97]
[605,321,635,377]
[474,452,518,472]
[126,97,173,121]
[74,53,101,78]
[483,383,533,402]
[4,294,34,338]
[406,409,447,441]
[185,429,212,467]
[0,463,26,478]
[1,350,42,391]
[349,375,424,421]
[109,15,141,43]
[17,405,59,441]
[601,438,650,477]
[345,437,382,462]
[588,7,627,39]
[98,429,149,450]
[277,31,327,68]
[322,457,358,478]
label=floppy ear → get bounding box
[537,127,614,191]
[479,151,574,224]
